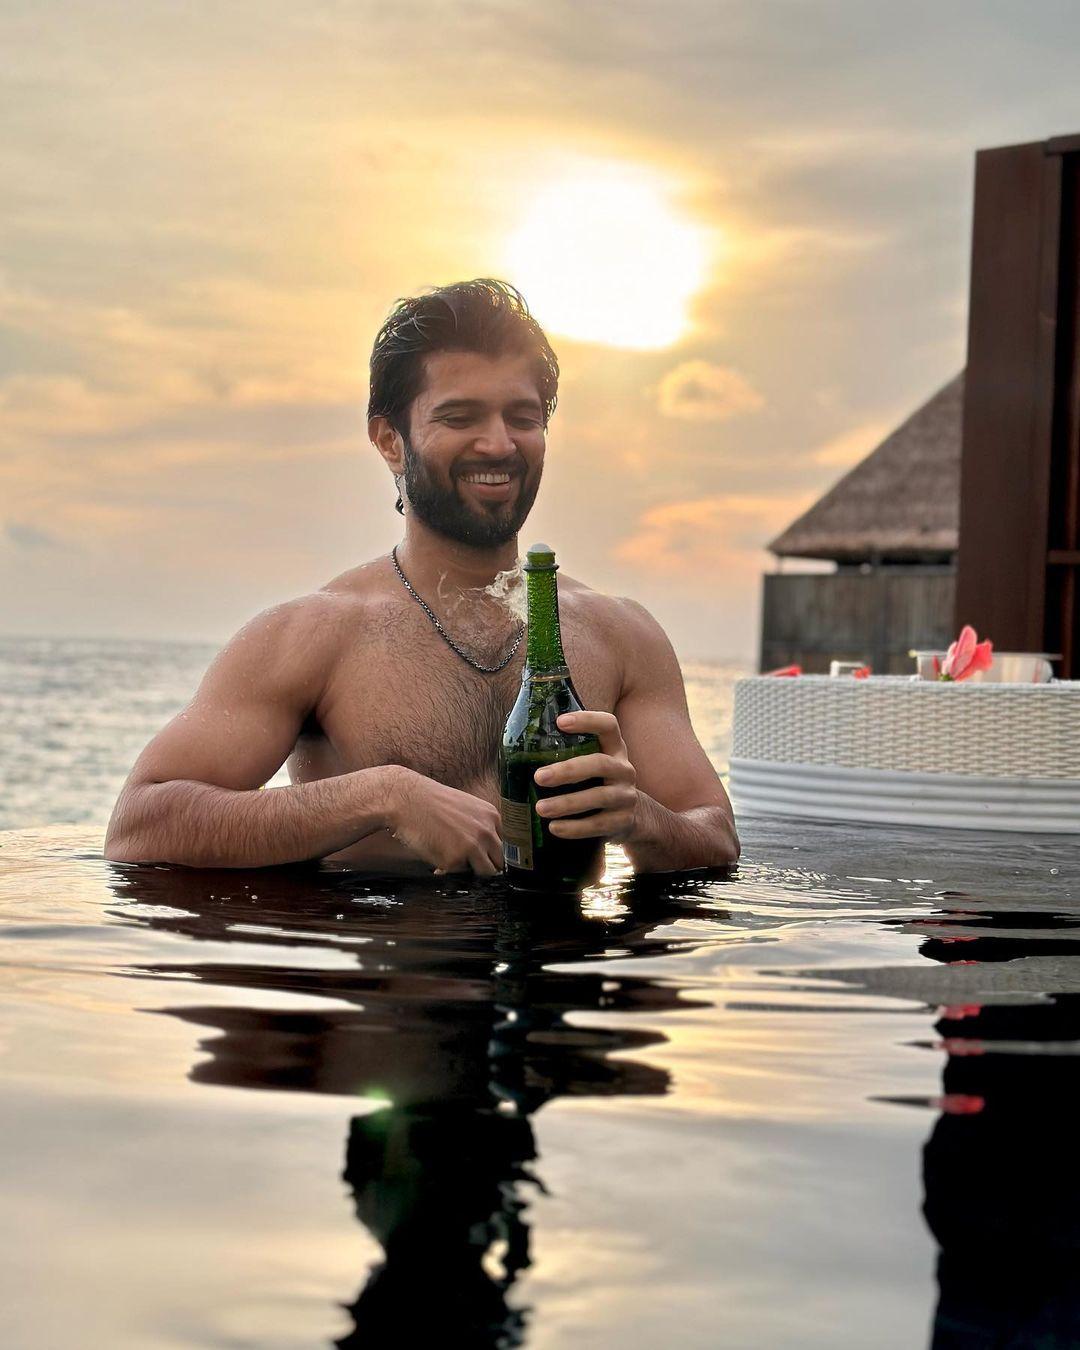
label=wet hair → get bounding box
[367,278,559,438]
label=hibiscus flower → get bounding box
[936,626,993,682]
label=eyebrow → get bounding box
[429,397,544,417]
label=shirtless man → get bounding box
[105,279,739,876]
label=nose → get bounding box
[472,416,517,457]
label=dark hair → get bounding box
[367,278,559,436]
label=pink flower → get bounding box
[938,625,994,682]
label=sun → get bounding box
[503,162,712,351]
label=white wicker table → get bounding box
[729,676,1080,834]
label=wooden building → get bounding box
[762,129,1080,677]
[761,375,962,674]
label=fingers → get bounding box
[409,785,506,880]
[548,809,634,841]
[535,784,627,819]
[436,851,499,878]
[481,810,503,874]
[534,753,634,788]
[470,829,503,875]
[468,816,503,877]
[539,781,636,841]
[556,710,625,755]
[435,830,502,878]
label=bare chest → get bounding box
[296,603,621,800]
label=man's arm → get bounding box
[104,600,395,868]
[531,599,739,873]
[105,600,505,873]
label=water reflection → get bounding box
[913,912,1080,1348]
[107,863,726,1347]
[809,895,1080,1347]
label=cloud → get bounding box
[4,521,67,551]
[656,361,764,422]
[0,274,367,439]
[615,491,815,577]
[4,0,1078,655]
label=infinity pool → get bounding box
[2,818,1078,1348]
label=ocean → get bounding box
[0,634,744,834]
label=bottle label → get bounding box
[500,797,534,870]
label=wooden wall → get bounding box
[955,135,1080,676]
[760,569,956,674]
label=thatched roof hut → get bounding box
[769,373,963,564]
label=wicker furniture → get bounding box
[730,676,1080,833]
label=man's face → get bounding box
[398,350,546,548]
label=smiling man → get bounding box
[105,279,739,875]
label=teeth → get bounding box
[461,472,511,484]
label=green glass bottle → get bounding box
[500,543,605,893]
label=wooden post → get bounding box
[955,136,1080,676]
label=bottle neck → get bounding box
[524,564,568,674]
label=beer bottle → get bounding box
[500,543,605,893]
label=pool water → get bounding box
[3,818,1079,1348]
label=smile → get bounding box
[460,472,513,484]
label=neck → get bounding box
[524,558,567,672]
[396,516,521,596]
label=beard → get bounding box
[400,434,542,548]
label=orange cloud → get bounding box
[615,491,815,577]
[656,360,764,422]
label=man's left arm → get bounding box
[533,599,740,873]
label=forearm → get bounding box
[622,793,740,874]
[104,765,408,868]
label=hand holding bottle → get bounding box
[386,769,504,877]
[500,544,611,892]
[532,711,639,841]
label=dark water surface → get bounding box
[3,819,1080,1348]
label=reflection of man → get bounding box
[337,1105,536,1349]
[105,279,738,875]
[109,861,708,1347]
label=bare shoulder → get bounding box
[207,559,389,692]
[560,577,678,679]
[277,557,393,639]
[560,575,668,639]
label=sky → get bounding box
[4,0,1080,661]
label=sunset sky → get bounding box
[4,1,1080,659]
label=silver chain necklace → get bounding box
[391,546,526,674]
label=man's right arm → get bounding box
[105,598,505,873]
[104,599,404,868]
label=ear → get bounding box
[369,415,405,475]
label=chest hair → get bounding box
[324,599,614,790]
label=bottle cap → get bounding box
[524,543,557,571]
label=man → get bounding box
[105,279,739,875]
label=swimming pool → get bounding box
[3,817,1078,1347]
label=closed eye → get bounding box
[439,415,541,430]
